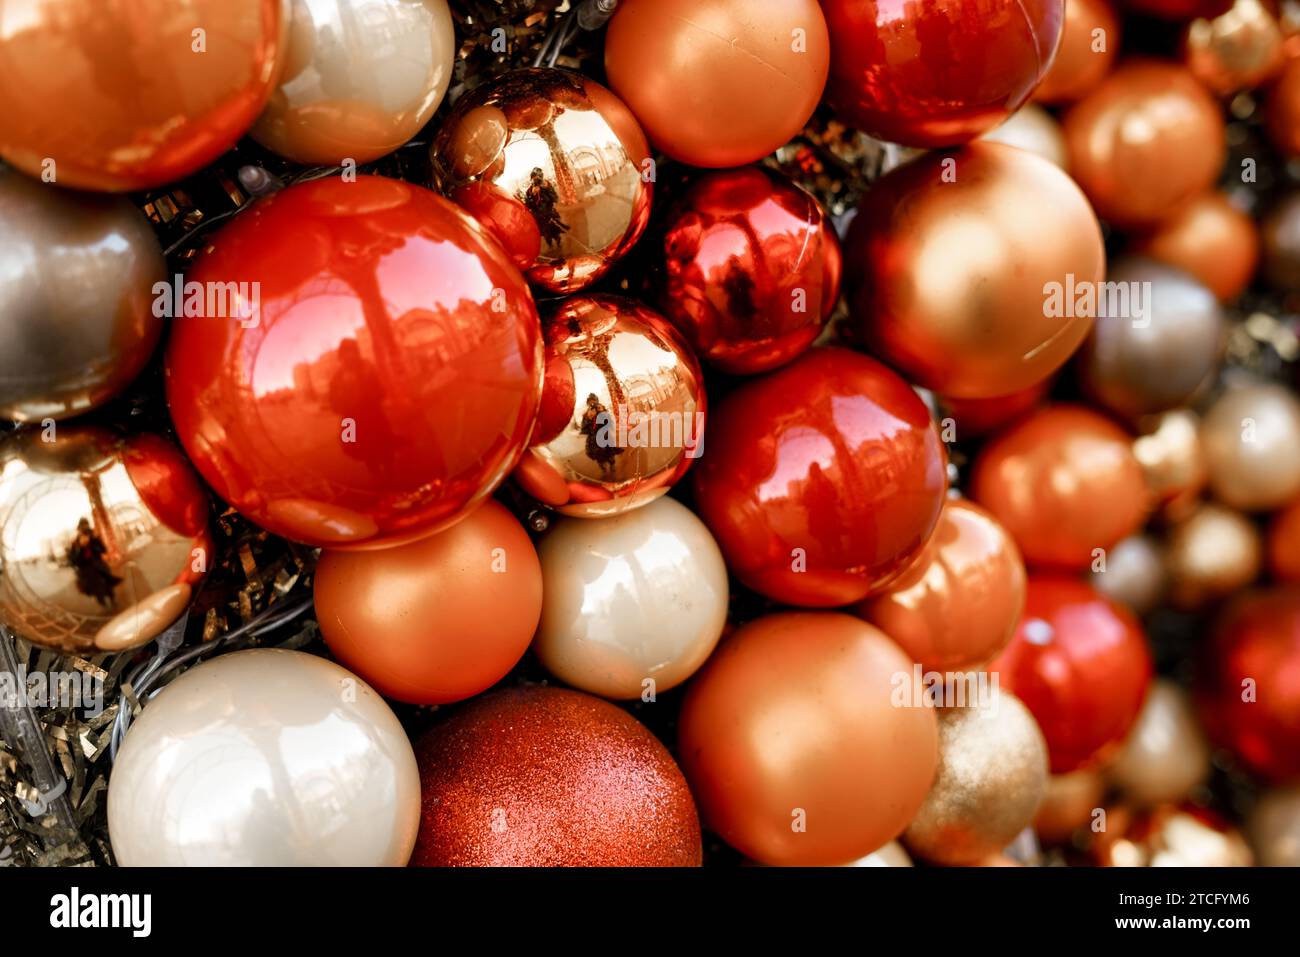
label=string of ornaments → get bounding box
[2,0,1300,869]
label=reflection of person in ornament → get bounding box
[326,337,403,486]
[522,167,568,249]
[66,518,121,609]
[580,393,622,479]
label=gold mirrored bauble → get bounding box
[0,428,211,654]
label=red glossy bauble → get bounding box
[660,166,841,375]
[165,175,542,549]
[822,0,1065,147]
[991,575,1153,773]
[412,686,701,866]
[692,347,947,607]
[1196,589,1300,782]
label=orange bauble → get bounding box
[678,612,938,866]
[313,500,541,704]
[1266,56,1300,156]
[1034,0,1122,104]
[1063,60,1226,226]
[1129,192,1260,302]
[1267,498,1300,582]
[858,500,1027,672]
[971,405,1150,568]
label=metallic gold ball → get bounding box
[1165,502,1262,608]
[0,428,211,654]
[1183,0,1286,95]
[0,170,165,421]
[513,295,705,518]
[1247,785,1300,866]
[903,686,1049,866]
[430,67,652,294]
[1108,680,1212,805]
[1200,381,1300,510]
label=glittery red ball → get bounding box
[1196,589,1300,783]
[411,686,702,866]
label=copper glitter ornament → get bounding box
[512,296,705,519]
[412,686,701,866]
[1183,0,1286,95]
[430,68,652,294]
[1129,192,1260,303]
[0,428,211,654]
[1034,0,1122,104]
[903,687,1049,866]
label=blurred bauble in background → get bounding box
[0,0,287,191]
[1181,0,1286,96]
[1265,56,1300,156]
[1133,408,1208,518]
[0,428,210,655]
[1108,680,1213,805]
[1260,191,1300,292]
[1093,803,1252,866]
[512,295,704,518]
[981,105,1070,169]
[1035,768,1107,844]
[412,686,701,866]
[1199,381,1300,511]
[1247,785,1300,865]
[846,143,1104,399]
[940,381,1050,440]
[678,612,938,866]
[1267,496,1300,582]
[1089,533,1168,615]
[1165,502,1262,608]
[430,67,651,293]
[0,171,165,421]
[660,166,841,375]
[1125,0,1233,19]
[164,175,542,550]
[603,0,828,168]
[1128,192,1259,303]
[693,348,947,607]
[251,0,454,165]
[1034,0,1122,104]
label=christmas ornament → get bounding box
[659,166,841,375]
[846,143,1104,399]
[903,687,1049,866]
[1034,0,1121,104]
[0,170,165,422]
[982,105,1069,169]
[412,686,701,866]
[822,0,1064,147]
[1129,192,1259,303]
[1090,534,1168,615]
[1035,769,1106,844]
[1094,803,1252,866]
[0,428,211,655]
[1260,191,1300,292]
[971,405,1149,569]
[858,499,1026,673]
[430,67,651,294]
[1266,57,1300,156]
[1165,502,1262,608]
[108,649,419,866]
[1247,785,1300,866]
[1196,588,1300,782]
[692,348,947,607]
[1063,60,1226,226]
[0,0,286,192]
[678,612,938,866]
[603,0,828,168]
[1126,0,1234,18]
[940,381,1050,440]
[1200,380,1300,511]
[251,0,455,165]
[1133,408,1207,518]
[847,842,913,867]
[991,575,1153,772]
[313,500,541,705]
[1109,681,1212,806]
[1183,0,1286,95]
[533,497,727,701]
[1077,258,1225,419]
[164,174,542,549]
[511,295,704,518]
[1267,497,1300,582]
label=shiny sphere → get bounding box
[991,575,1153,772]
[660,166,841,375]
[823,0,1064,147]
[512,296,704,518]
[430,68,651,294]
[108,649,420,866]
[1108,680,1212,805]
[1200,381,1300,511]
[604,0,829,168]
[0,0,286,191]
[0,428,210,655]
[314,500,541,705]
[1266,57,1300,157]
[1183,0,1286,96]
[412,686,701,866]
[1165,502,1262,609]
[164,175,542,550]
[1129,192,1260,303]
[678,612,939,866]
[252,0,455,165]
[533,496,728,700]
[1034,0,1122,104]
[0,170,165,421]
[1063,60,1226,226]
[858,499,1026,672]
[1089,533,1168,615]
[1133,408,1207,517]
[693,347,948,607]
[970,405,1149,569]
[846,142,1104,399]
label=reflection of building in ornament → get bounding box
[623,372,681,413]
[568,141,626,189]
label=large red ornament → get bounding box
[692,347,947,607]
[660,166,841,375]
[990,575,1153,773]
[822,0,1065,147]
[412,686,701,866]
[1196,589,1300,782]
[165,175,542,550]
